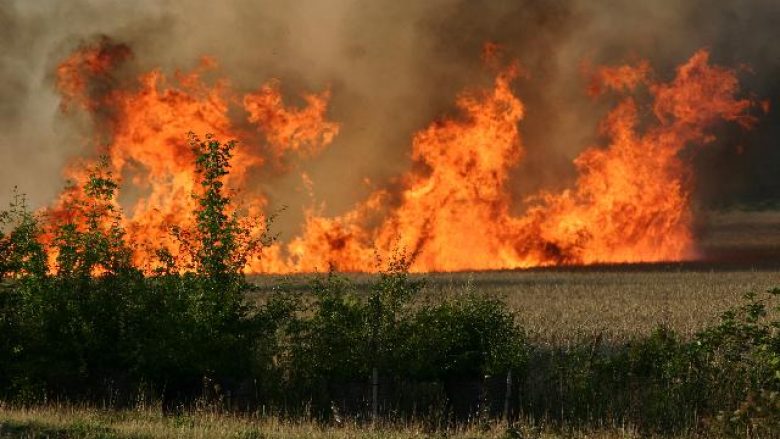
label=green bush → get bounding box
[279,263,527,416]
[515,288,779,435]
[400,295,526,381]
[695,288,780,436]
[286,273,372,386]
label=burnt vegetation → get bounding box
[0,134,779,437]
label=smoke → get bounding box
[0,0,777,225]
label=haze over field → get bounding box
[0,0,778,273]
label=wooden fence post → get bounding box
[372,367,379,425]
[503,369,512,422]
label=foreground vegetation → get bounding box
[1,134,779,437]
[0,404,697,439]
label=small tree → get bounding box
[170,133,272,401]
[49,157,132,277]
[191,133,238,283]
[188,132,269,285]
[0,189,47,280]
[0,190,48,397]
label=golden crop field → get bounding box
[252,268,778,346]
[424,269,779,343]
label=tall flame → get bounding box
[47,39,757,273]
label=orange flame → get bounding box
[273,50,756,272]
[48,39,338,272]
[509,51,756,266]
[244,80,340,157]
[47,39,757,274]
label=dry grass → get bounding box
[0,404,691,439]
[424,269,779,344]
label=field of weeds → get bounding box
[428,269,779,343]
[0,404,696,439]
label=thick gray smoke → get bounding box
[0,0,777,225]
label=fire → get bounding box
[48,38,338,272]
[45,39,757,274]
[280,50,755,272]
[513,51,755,265]
[292,62,527,272]
[244,80,340,157]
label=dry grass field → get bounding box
[250,209,780,345]
[0,405,693,439]
[252,269,778,346]
[424,269,779,344]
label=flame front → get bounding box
[48,40,757,274]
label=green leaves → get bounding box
[0,189,46,280]
[0,133,273,405]
[190,132,239,283]
[284,266,526,389]
[187,133,269,294]
[48,158,133,278]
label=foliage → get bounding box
[0,136,273,407]
[698,288,780,437]
[400,294,526,381]
[280,260,526,416]
[517,287,780,436]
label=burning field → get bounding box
[1,1,777,275]
[30,38,768,274]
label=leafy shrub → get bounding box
[400,294,526,381]
[697,288,780,436]
[518,288,779,435]
[286,273,371,386]
[280,263,527,417]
